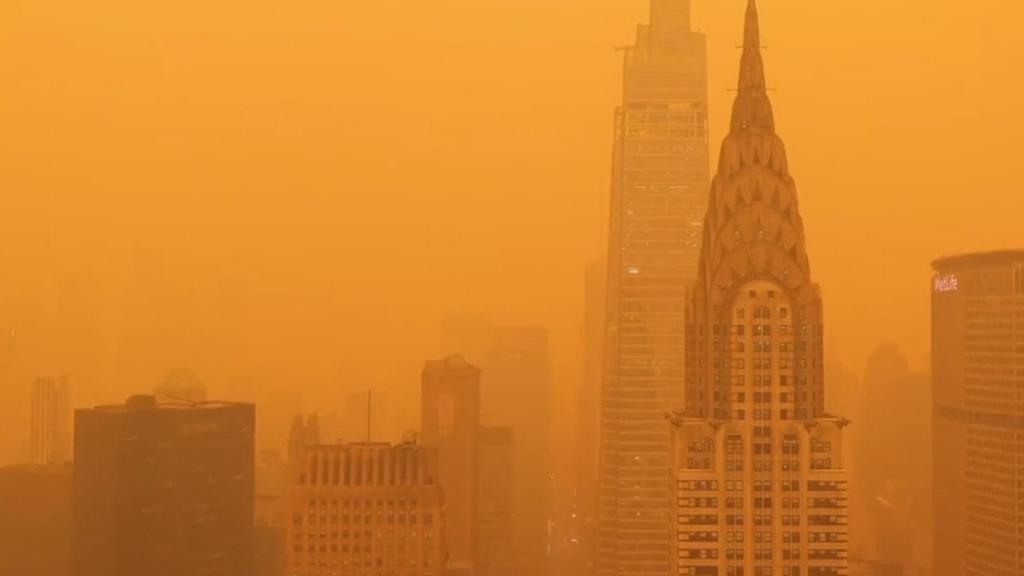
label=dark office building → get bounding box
[73,395,255,576]
[0,464,73,576]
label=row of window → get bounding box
[729,409,795,421]
[291,542,433,555]
[679,567,840,576]
[297,513,434,526]
[719,358,810,370]
[680,497,844,510]
[714,375,809,387]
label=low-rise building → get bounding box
[286,441,446,576]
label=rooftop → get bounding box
[932,250,1024,271]
[423,354,481,373]
[85,394,251,413]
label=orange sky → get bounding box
[1,0,1022,461]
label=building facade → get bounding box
[29,375,70,465]
[477,426,515,576]
[670,2,848,576]
[932,250,1024,576]
[574,261,605,576]
[72,395,255,576]
[597,0,710,573]
[285,442,446,576]
[0,464,73,576]
[421,355,481,574]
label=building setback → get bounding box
[670,2,849,575]
[72,395,255,576]
[932,250,1024,576]
[597,0,710,573]
[285,442,446,576]
[421,355,481,574]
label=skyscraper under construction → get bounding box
[596,0,709,573]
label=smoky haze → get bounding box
[0,0,1022,541]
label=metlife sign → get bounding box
[934,273,959,294]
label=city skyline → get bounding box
[0,0,1022,575]
[1,1,1019,462]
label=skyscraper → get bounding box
[421,355,481,574]
[596,0,709,572]
[29,375,70,465]
[477,426,515,576]
[484,326,551,575]
[72,395,255,576]
[670,2,848,575]
[932,250,1024,576]
[284,441,446,576]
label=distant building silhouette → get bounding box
[29,375,70,465]
[483,327,551,575]
[851,345,930,575]
[441,314,492,366]
[317,389,395,445]
[595,0,710,572]
[932,250,1024,576]
[284,441,446,576]
[421,355,481,574]
[255,448,289,576]
[437,320,553,573]
[670,2,849,575]
[289,413,321,463]
[72,395,254,576]
[154,367,208,404]
[0,464,72,576]
[477,426,515,576]
[570,261,605,576]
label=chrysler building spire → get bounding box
[732,0,775,132]
[739,0,766,94]
[672,3,848,574]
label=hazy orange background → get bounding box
[1,0,1022,461]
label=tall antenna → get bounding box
[367,388,372,442]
